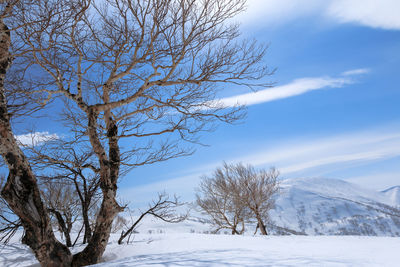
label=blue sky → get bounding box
[14,0,400,207]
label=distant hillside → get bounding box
[130,177,400,236]
[269,178,400,236]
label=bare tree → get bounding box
[196,163,279,235]
[196,165,248,234]
[118,192,187,244]
[1,0,272,265]
[235,164,279,235]
[25,138,101,244]
[41,179,80,247]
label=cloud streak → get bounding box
[216,71,360,107]
[240,0,400,30]
[327,0,400,30]
[235,128,400,176]
[341,68,370,76]
[121,125,400,206]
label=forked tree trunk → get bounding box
[71,109,123,266]
[0,18,72,266]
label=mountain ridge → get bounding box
[269,177,400,236]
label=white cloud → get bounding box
[239,0,400,30]
[217,74,356,108]
[238,0,324,27]
[15,132,59,146]
[327,0,400,30]
[239,129,400,175]
[341,68,370,76]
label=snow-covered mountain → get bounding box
[269,177,400,236]
[132,177,400,237]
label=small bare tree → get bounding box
[196,165,248,234]
[235,164,279,235]
[196,163,279,235]
[41,180,80,247]
[118,192,187,244]
[25,138,101,244]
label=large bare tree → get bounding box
[1,0,271,265]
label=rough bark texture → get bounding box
[0,18,72,266]
[71,108,123,266]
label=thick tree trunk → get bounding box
[0,17,72,266]
[71,190,121,266]
[71,109,123,266]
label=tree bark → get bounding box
[0,18,72,266]
[256,214,268,235]
[81,204,92,244]
[71,109,123,266]
[48,209,72,247]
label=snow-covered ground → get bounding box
[2,177,400,266]
[2,233,400,266]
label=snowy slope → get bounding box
[382,186,400,207]
[95,234,400,267]
[2,178,400,266]
[130,178,400,237]
[4,234,400,267]
[269,178,400,236]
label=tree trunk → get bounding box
[0,17,72,266]
[256,215,268,235]
[48,208,72,247]
[71,190,121,266]
[71,109,123,266]
[81,203,92,244]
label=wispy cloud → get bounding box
[327,0,400,30]
[121,125,400,206]
[238,0,324,27]
[216,69,365,107]
[341,68,370,76]
[15,132,59,146]
[239,128,400,175]
[239,0,400,31]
